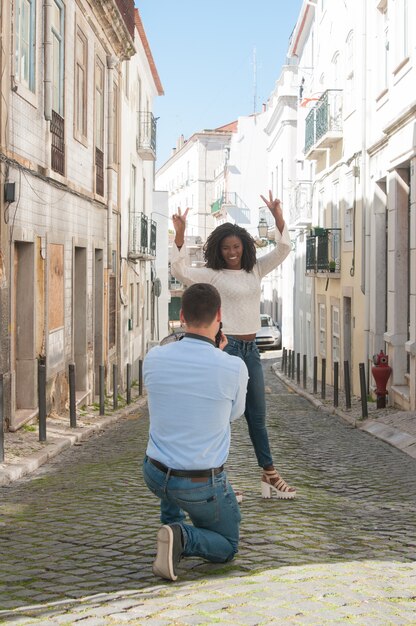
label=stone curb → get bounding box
[271,363,416,459]
[0,398,147,487]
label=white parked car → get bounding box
[255,314,282,351]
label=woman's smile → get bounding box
[220,235,244,269]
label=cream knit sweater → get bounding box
[170,225,291,335]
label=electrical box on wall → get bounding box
[4,182,16,203]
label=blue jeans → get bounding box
[143,457,241,563]
[224,336,273,468]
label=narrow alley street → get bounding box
[0,357,415,625]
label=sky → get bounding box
[136,1,304,169]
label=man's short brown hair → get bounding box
[181,283,221,327]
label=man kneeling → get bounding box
[143,283,248,581]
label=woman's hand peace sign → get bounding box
[260,191,285,234]
[172,207,189,248]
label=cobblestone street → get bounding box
[0,357,415,625]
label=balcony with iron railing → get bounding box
[129,212,156,259]
[304,90,343,159]
[210,192,250,224]
[136,111,157,160]
[305,228,341,276]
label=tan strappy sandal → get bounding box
[261,469,296,499]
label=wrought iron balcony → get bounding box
[304,90,343,158]
[136,111,157,160]
[305,228,341,275]
[210,192,250,224]
[129,212,156,259]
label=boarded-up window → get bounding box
[48,243,64,330]
[109,275,116,348]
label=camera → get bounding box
[215,322,223,348]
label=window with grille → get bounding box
[95,58,105,195]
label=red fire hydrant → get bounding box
[371,350,392,408]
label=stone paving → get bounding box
[0,357,415,625]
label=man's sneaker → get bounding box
[152,524,183,581]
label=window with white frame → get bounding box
[331,52,340,88]
[332,306,340,364]
[15,0,36,92]
[395,0,408,64]
[345,31,355,113]
[319,303,326,357]
[51,0,64,115]
[344,173,353,242]
[130,164,136,212]
[332,181,340,265]
[376,2,389,94]
[124,60,129,99]
[74,25,87,141]
[318,188,324,224]
[112,81,119,166]
[95,57,104,152]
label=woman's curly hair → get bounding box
[203,223,257,272]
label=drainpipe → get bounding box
[361,0,370,383]
[106,56,117,269]
[43,0,52,121]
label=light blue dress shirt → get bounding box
[144,335,249,470]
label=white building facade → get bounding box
[0,1,164,431]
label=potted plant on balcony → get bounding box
[312,226,325,236]
[329,260,336,272]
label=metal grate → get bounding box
[95,147,104,196]
[51,110,65,175]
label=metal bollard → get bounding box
[69,363,77,428]
[334,361,339,407]
[344,361,351,409]
[99,365,105,416]
[296,353,300,385]
[0,375,4,463]
[359,363,368,418]
[281,348,286,372]
[303,354,307,389]
[291,351,295,380]
[139,360,143,396]
[313,356,318,394]
[321,358,326,399]
[113,364,118,410]
[38,359,47,442]
[126,363,131,405]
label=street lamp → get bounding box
[257,217,276,246]
[257,217,269,239]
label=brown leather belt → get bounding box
[148,457,224,478]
